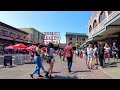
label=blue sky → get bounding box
[0,11,92,43]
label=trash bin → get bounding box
[4,56,12,67]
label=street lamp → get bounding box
[76,33,78,51]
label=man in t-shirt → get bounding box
[98,43,104,67]
[64,42,73,73]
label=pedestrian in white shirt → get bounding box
[87,44,94,70]
[93,44,98,65]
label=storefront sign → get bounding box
[42,32,60,45]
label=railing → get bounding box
[0,54,31,65]
[108,11,120,22]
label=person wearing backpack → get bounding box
[45,42,55,78]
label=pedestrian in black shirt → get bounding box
[98,43,104,68]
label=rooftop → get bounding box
[66,32,88,36]
[0,21,28,34]
[19,28,45,36]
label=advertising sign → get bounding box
[42,32,60,45]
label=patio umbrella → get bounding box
[26,45,36,50]
[13,43,28,49]
[41,47,46,51]
[5,45,17,49]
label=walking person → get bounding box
[93,44,98,65]
[64,42,74,73]
[82,47,87,60]
[59,49,62,59]
[30,43,44,78]
[45,43,55,78]
[62,49,65,61]
[30,49,34,64]
[87,44,94,70]
[112,42,119,63]
[98,43,105,68]
[104,43,111,64]
[40,46,47,73]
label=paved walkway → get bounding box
[100,58,120,79]
[0,55,112,79]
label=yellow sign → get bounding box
[75,42,78,46]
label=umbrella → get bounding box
[41,47,46,51]
[5,45,17,49]
[13,43,28,49]
[26,45,36,50]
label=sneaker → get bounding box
[38,75,44,77]
[44,70,47,73]
[45,72,49,78]
[49,75,54,79]
[30,74,33,78]
[69,70,72,73]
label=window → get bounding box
[77,37,78,40]
[82,38,85,41]
[93,20,97,29]
[108,11,112,15]
[16,34,21,39]
[23,36,25,39]
[9,32,14,37]
[79,42,81,45]
[69,37,72,40]
[89,25,92,32]
[99,11,106,23]
[0,30,8,36]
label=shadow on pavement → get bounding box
[104,65,117,68]
[53,75,78,79]
[74,70,91,73]
[0,65,17,69]
[52,71,61,73]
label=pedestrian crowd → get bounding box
[29,41,119,79]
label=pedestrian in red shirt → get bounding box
[64,42,73,73]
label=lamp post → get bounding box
[76,33,77,50]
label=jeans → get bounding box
[41,65,45,71]
[98,55,104,66]
[67,57,73,70]
[32,56,42,75]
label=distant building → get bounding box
[59,43,66,49]
[88,11,120,47]
[65,32,88,50]
[19,28,44,45]
[88,11,120,57]
[0,21,28,51]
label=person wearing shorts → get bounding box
[112,42,119,62]
[104,43,111,64]
[45,43,55,78]
[87,44,94,70]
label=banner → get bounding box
[42,32,60,45]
